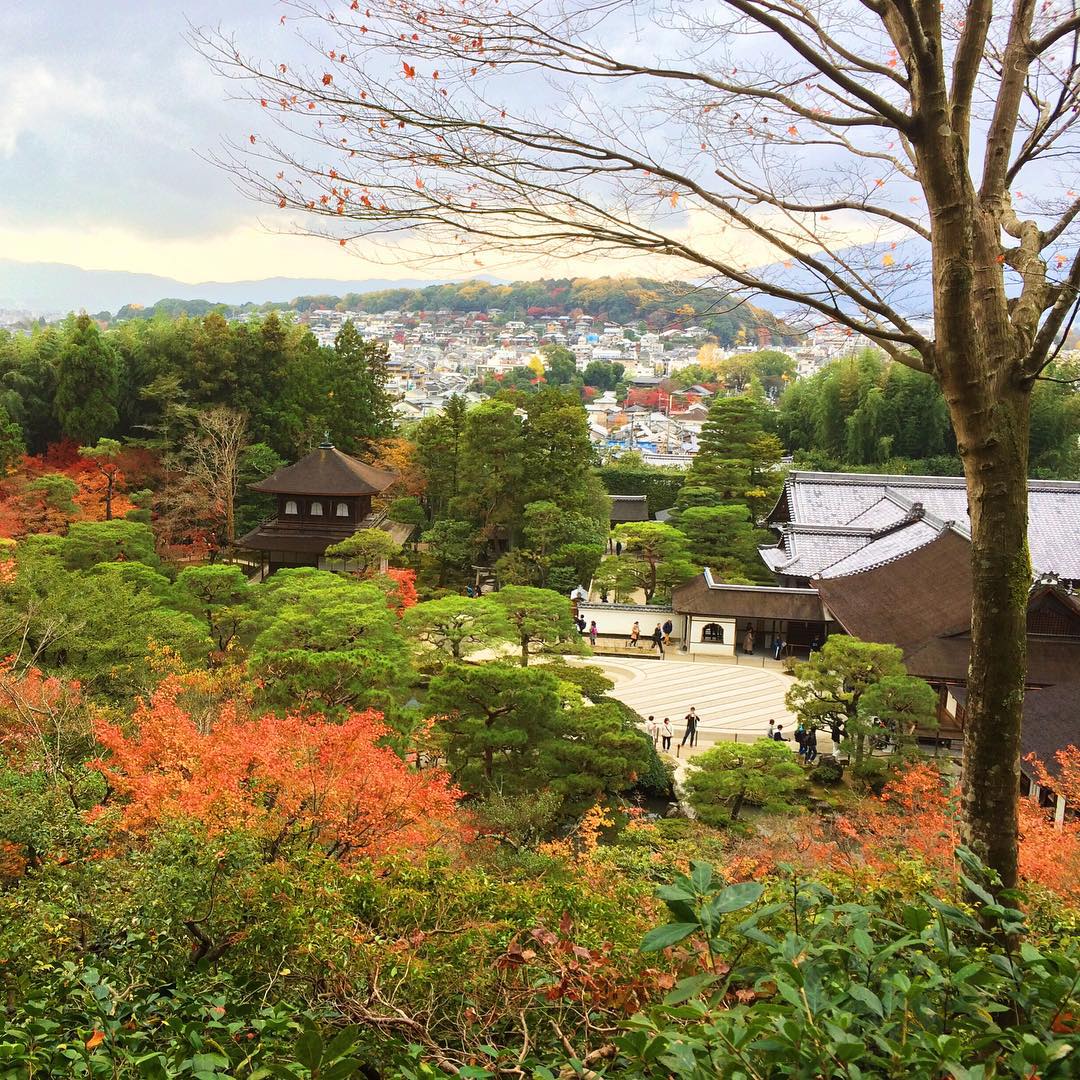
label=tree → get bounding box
[174,564,254,656]
[60,520,160,572]
[324,529,401,576]
[540,344,578,386]
[415,395,468,519]
[55,314,118,443]
[185,406,249,547]
[324,320,395,453]
[421,518,476,585]
[402,595,513,661]
[490,585,579,666]
[454,400,525,547]
[203,0,1080,884]
[684,741,806,826]
[249,569,411,715]
[78,438,123,521]
[675,504,774,584]
[93,677,459,860]
[856,675,940,759]
[608,522,698,604]
[0,406,25,474]
[426,661,646,808]
[785,637,909,765]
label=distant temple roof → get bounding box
[764,471,1080,580]
[610,494,649,523]
[251,444,399,497]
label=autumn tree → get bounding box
[181,406,249,547]
[77,438,124,521]
[200,0,1080,886]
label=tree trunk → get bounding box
[730,785,746,823]
[520,636,529,667]
[104,474,113,521]
[951,383,1031,890]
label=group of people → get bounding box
[575,615,600,647]
[765,718,819,762]
[628,619,673,656]
[645,708,699,751]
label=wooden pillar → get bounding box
[1055,794,1067,829]
[1029,782,1042,804]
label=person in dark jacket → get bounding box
[651,623,665,657]
[680,707,699,748]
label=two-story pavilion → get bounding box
[237,439,401,576]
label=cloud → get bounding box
[0,62,106,157]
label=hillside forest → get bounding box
[2,308,1080,1076]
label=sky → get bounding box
[0,2,797,287]
[0,2,478,284]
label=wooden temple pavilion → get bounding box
[237,439,401,576]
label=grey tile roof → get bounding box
[816,519,942,578]
[774,472,1080,579]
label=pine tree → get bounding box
[326,320,395,454]
[55,315,119,443]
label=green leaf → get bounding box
[663,974,718,1005]
[641,922,699,952]
[689,861,713,893]
[322,1026,361,1065]
[705,882,764,916]
[847,985,883,1018]
[294,1025,323,1072]
[656,884,695,903]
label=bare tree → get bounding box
[186,406,249,547]
[195,0,1080,887]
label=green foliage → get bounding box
[322,320,395,453]
[490,584,580,665]
[811,756,845,785]
[60,520,160,571]
[628,852,1080,1078]
[415,395,468,519]
[683,740,806,825]
[0,403,26,472]
[674,504,774,583]
[174,564,254,654]
[605,522,698,604]
[324,528,401,573]
[402,594,513,661]
[25,473,78,514]
[249,568,411,715]
[596,462,684,515]
[55,314,120,443]
[582,359,625,391]
[420,518,477,584]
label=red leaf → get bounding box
[86,1031,105,1050]
[403,61,416,78]
[322,73,333,86]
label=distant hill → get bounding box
[0,259,442,318]
[287,277,800,344]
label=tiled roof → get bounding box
[816,518,942,578]
[769,471,1080,579]
[251,445,399,496]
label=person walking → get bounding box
[629,621,640,648]
[680,707,699,749]
[766,718,776,741]
[651,623,664,657]
[805,727,818,764]
[588,620,598,648]
[646,715,659,745]
[794,723,807,759]
[660,718,673,752]
[773,635,785,661]
[742,625,755,654]
[662,618,673,646]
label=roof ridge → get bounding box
[813,524,962,581]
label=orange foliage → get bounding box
[384,567,418,613]
[1026,745,1080,808]
[369,437,426,498]
[91,678,460,860]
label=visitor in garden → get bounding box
[588,620,598,647]
[766,718,776,740]
[651,623,664,657]
[743,625,755,654]
[629,621,640,647]
[662,618,673,646]
[773,635,785,660]
[795,723,807,758]
[805,727,818,764]
[773,724,787,742]
[681,708,699,748]
[660,718,672,751]
[646,715,659,745]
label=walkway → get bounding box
[572,654,802,758]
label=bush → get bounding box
[629,850,1080,1078]
[851,756,890,794]
[811,755,845,786]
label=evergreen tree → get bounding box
[325,320,395,453]
[415,395,468,518]
[55,315,119,443]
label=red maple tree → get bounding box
[92,678,460,860]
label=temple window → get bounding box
[310,501,324,516]
[702,623,724,642]
[284,500,298,515]
[336,502,350,517]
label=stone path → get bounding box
[571,654,805,759]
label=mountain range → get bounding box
[0,259,445,317]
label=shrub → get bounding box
[811,755,845,786]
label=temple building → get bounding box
[237,439,406,576]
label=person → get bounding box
[651,623,664,657]
[795,723,807,759]
[772,724,787,742]
[661,718,673,751]
[766,718,776,740]
[804,727,818,764]
[662,618,673,646]
[615,540,623,556]
[629,621,640,648]
[743,625,755,654]
[681,707,699,749]
[773,635,785,661]
[465,583,475,598]
[589,620,598,647]
[646,715,659,745]
[576,614,586,633]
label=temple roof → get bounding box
[250,444,398,496]
[766,470,1080,579]
[610,494,649,523]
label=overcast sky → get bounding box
[0,2,503,283]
